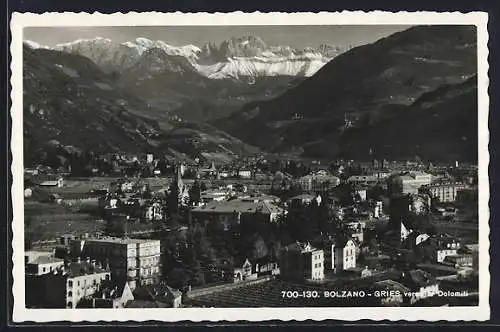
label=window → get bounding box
[42,267,46,273]
[77,281,80,286]
[68,280,73,287]
[67,302,73,308]
[67,291,73,297]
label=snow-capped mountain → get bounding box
[24,36,349,79]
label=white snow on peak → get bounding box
[55,37,113,49]
[24,40,51,49]
[25,36,341,79]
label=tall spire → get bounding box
[177,165,184,193]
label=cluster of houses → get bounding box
[24,156,479,308]
[25,235,183,309]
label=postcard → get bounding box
[10,11,490,322]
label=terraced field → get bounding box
[187,279,376,307]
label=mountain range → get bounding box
[26,35,348,79]
[22,44,258,166]
[23,25,479,164]
[216,25,478,162]
[26,36,336,122]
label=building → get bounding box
[254,256,280,277]
[78,281,135,308]
[400,222,413,242]
[132,284,183,308]
[397,270,439,304]
[39,177,65,188]
[354,188,367,202]
[443,254,473,268]
[348,222,364,243]
[191,199,286,230]
[389,171,432,195]
[435,237,461,263]
[288,194,320,208]
[279,242,324,281]
[25,259,111,308]
[331,237,357,273]
[144,201,163,222]
[25,256,65,276]
[238,169,252,179]
[297,174,340,192]
[347,175,379,187]
[200,189,229,203]
[25,250,54,264]
[233,258,258,282]
[373,201,384,218]
[419,182,468,203]
[70,237,161,290]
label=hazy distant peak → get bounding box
[23,40,46,49]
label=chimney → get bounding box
[86,257,91,264]
[76,257,81,264]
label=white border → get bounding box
[10,11,490,322]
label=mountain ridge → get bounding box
[22,45,259,166]
[24,36,350,79]
[216,25,478,162]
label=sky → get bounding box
[23,25,412,49]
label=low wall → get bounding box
[186,276,273,298]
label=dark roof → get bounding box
[97,280,128,299]
[332,236,350,248]
[399,269,437,290]
[254,255,278,266]
[134,284,182,302]
[66,261,109,278]
[233,256,252,268]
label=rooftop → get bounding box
[192,199,284,215]
[75,237,160,245]
[399,269,437,289]
[27,256,64,265]
[290,194,316,201]
[66,261,110,278]
[284,241,322,254]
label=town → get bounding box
[24,153,479,308]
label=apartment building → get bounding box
[70,237,161,290]
[331,237,357,273]
[419,182,468,203]
[25,259,111,309]
[279,242,324,281]
[390,171,432,195]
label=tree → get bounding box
[167,183,180,217]
[188,180,202,206]
[251,235,269,260]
